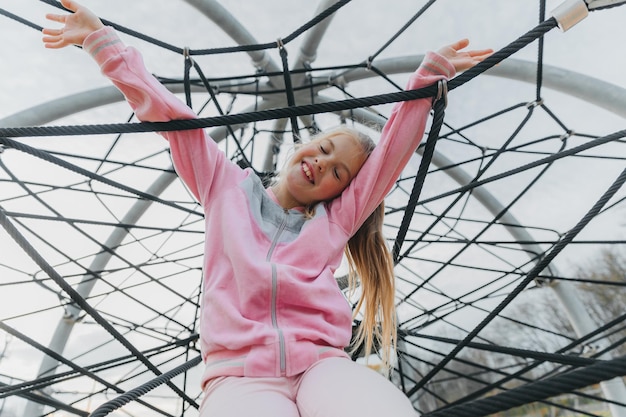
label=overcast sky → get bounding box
[0,1,625,416]
[2,0,626,120]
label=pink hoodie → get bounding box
[83,27,454,388]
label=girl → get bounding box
[43,1,492,416]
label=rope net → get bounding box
[0,1,625,416]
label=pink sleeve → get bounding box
[83,27,243,205]
[328,51,455,235]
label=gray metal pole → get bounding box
[3,50,624,417]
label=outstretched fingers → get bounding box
[45,13,67,24]
[42,28,62,36]
[436,39,494,72]
[60,0,80,13]
[42,30,66,49]
[44,0,77,24]
[468,48,495,58]
[42,9,70,49]
[41,0,104,49]
[449,38,470,52]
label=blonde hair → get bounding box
[346,202,397,373]
[304,126,397,372]
[281,126,397,371]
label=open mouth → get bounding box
[302,162,314,184]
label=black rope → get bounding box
[586,0,626,11]
[278,40,301,142]
[444,311,626,408]
[189,0,353,56]
[189,57,256,171]
[0,7,43,31]
[367,0,437,64]
[405,332,597,367]
[406,164,626,398]
[0,18,558,141]
[0,136,200,216]
[412,129,626,208]
[35,0,352,56]
[401,349,576,415]
[392,80,447,262]
[0,84,437,138]
[0,380,90,417]
[0,207,199,409]
[0,160,202,331]
[536,0,546,100]
[0,335,198,398]
[0,320,117,394]
[88,356,202,417]
[184,48,193,108]
[2,210,201,234]
[398,337,616,416]
[399,344,492,406]
[0,321,176,417]
[1,3,620,412]
[396,104,538,293]
[449,18,557,91]
[422,355,626,417]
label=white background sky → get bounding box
[2,0,626,120]
[0,1,625,416]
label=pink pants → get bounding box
[199,357,418,417]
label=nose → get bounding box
[314,157,326,172]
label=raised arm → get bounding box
[42,0,104,49]
[329,39,492,234]
[42,0,245,206]
[437,38,493,73]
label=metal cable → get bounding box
[406,165,626,397]
[88,356,201,417]
[0,136,200,216]
[422,355,626,417]
[34,0,352,56]
[392,82,446,262]
[0,207,199,409]
[0,19,557,141]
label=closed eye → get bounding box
[320,144,328,154]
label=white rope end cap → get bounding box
[551,0,589,31]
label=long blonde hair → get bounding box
[346,202,397,372]
[304,126,397,372]
[291,126,396,371]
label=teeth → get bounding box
[303,163,313,182]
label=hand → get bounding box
[437,39,493,73]
[42,0,104,48]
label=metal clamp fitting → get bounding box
[551,0,589,31]
[526,98,545,108]
[433,79,448,109]
[183,47,194,64]
[560,130,575,141]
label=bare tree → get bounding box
[573,248,626,356]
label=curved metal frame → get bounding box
[1,1,623,415]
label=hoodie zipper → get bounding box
[266,209,288,375]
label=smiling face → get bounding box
[272,132,369,209]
